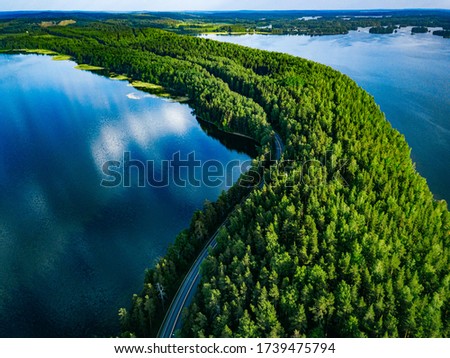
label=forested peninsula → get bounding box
[1,18,449,338]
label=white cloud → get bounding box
[126,92,152,100]
[90,100,194,174]
[91,124,126,172]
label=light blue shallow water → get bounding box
[0,54,250,337]
[204,28,450,202]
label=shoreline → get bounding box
[5,50,191,104]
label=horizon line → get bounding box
[1,8,450,13]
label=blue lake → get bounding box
[204,27,450,202]
[0,54,251,337]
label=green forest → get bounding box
[0,15,449,338]
[1,10,449,37]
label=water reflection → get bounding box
[197,118,259,158]
[0,54,251,337]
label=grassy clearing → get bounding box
[40,21,54,28]
[130,81,171,97]
[130,80,164,90]
[20,49,58,55]
[110,74,129,81]
[130,80,189,102]
[52,55,71,61]
[75,64,104,71]
[171,96,190,103]
[40,19,76,28]
[10,48,71,61]
[58,20,76,27]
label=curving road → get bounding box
[158,133,283,338]
[274,132,284,163]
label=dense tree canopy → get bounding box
[1,18,448,338]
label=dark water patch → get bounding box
[197,117,259,158]
[0,54,251,337]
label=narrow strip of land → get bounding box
[158,133,284,338]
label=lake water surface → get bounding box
[204,28,450,202]
[0,54,251,337]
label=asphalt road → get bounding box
[158,133,283,338]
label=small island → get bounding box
[369,26,397,34]
[433,29,450,38]
[411,26,429,33]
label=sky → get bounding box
[0,0,449,12]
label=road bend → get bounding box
[158,133,283,337]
